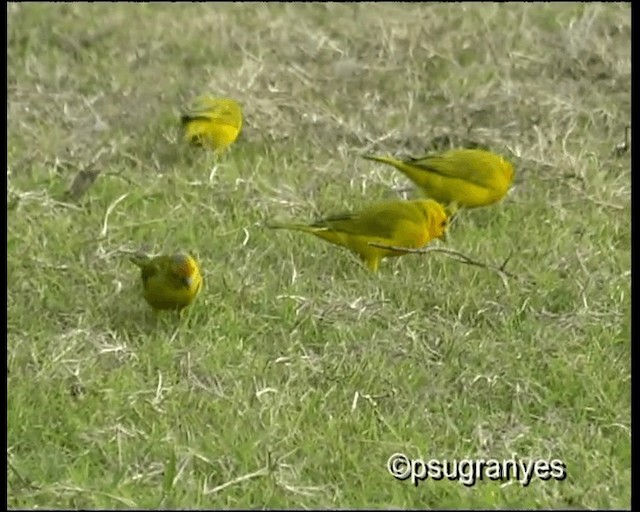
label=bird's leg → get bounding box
[365,257,380,273]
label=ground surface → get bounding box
[7,2,631,509]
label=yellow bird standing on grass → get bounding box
[130,252,202,311]
[268,199,449,272]
[181,96,242,154]
[362,148,515,212]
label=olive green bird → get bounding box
[181,96,242,154]
[130,252,202,311]
[268,199,449,272]
[362,148,515,212]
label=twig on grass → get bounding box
[612,125,630,157]
[203,466,270,495]
[368,242,525,283]
[8,457,40,490]
[100,193,130,238]
[565,181,626,210]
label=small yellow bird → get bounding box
[268,199,448,272]
[181,96,242,154]
[362,148,515,211]
[130,252,203,311]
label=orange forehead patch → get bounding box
[171,254,195,277]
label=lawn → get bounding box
[7,2,630,509]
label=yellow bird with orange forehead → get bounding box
[130,252,202,311]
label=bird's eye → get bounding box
[441,220,447,228]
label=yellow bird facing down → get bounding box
[181,96,242,154]
[130,252,203,311]
[268,199,449,272]
[362,148,515,211]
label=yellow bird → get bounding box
[362,148,515,211]
[268,199,448,272]
[130,252,202,311]
[181,96,242,154]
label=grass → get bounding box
[7,2,630,509]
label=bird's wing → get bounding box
[139,256,173,285]
[139,261,160,284]
[182,99,241,127]
[181,114,240,132]
[317,205,411,239]
[406,154,493,187]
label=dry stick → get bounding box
[368,242,522,281]
[100,193,130,238]
[565,181,625,211]
[8,458,40,490]
[612,125,631,156]
[203,466,270,495]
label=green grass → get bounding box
[7,2,630,509]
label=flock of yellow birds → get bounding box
[132,95,515,312]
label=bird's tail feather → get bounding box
[130,252,152,268]
[361,154,397,165]
[266,222,322,234]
